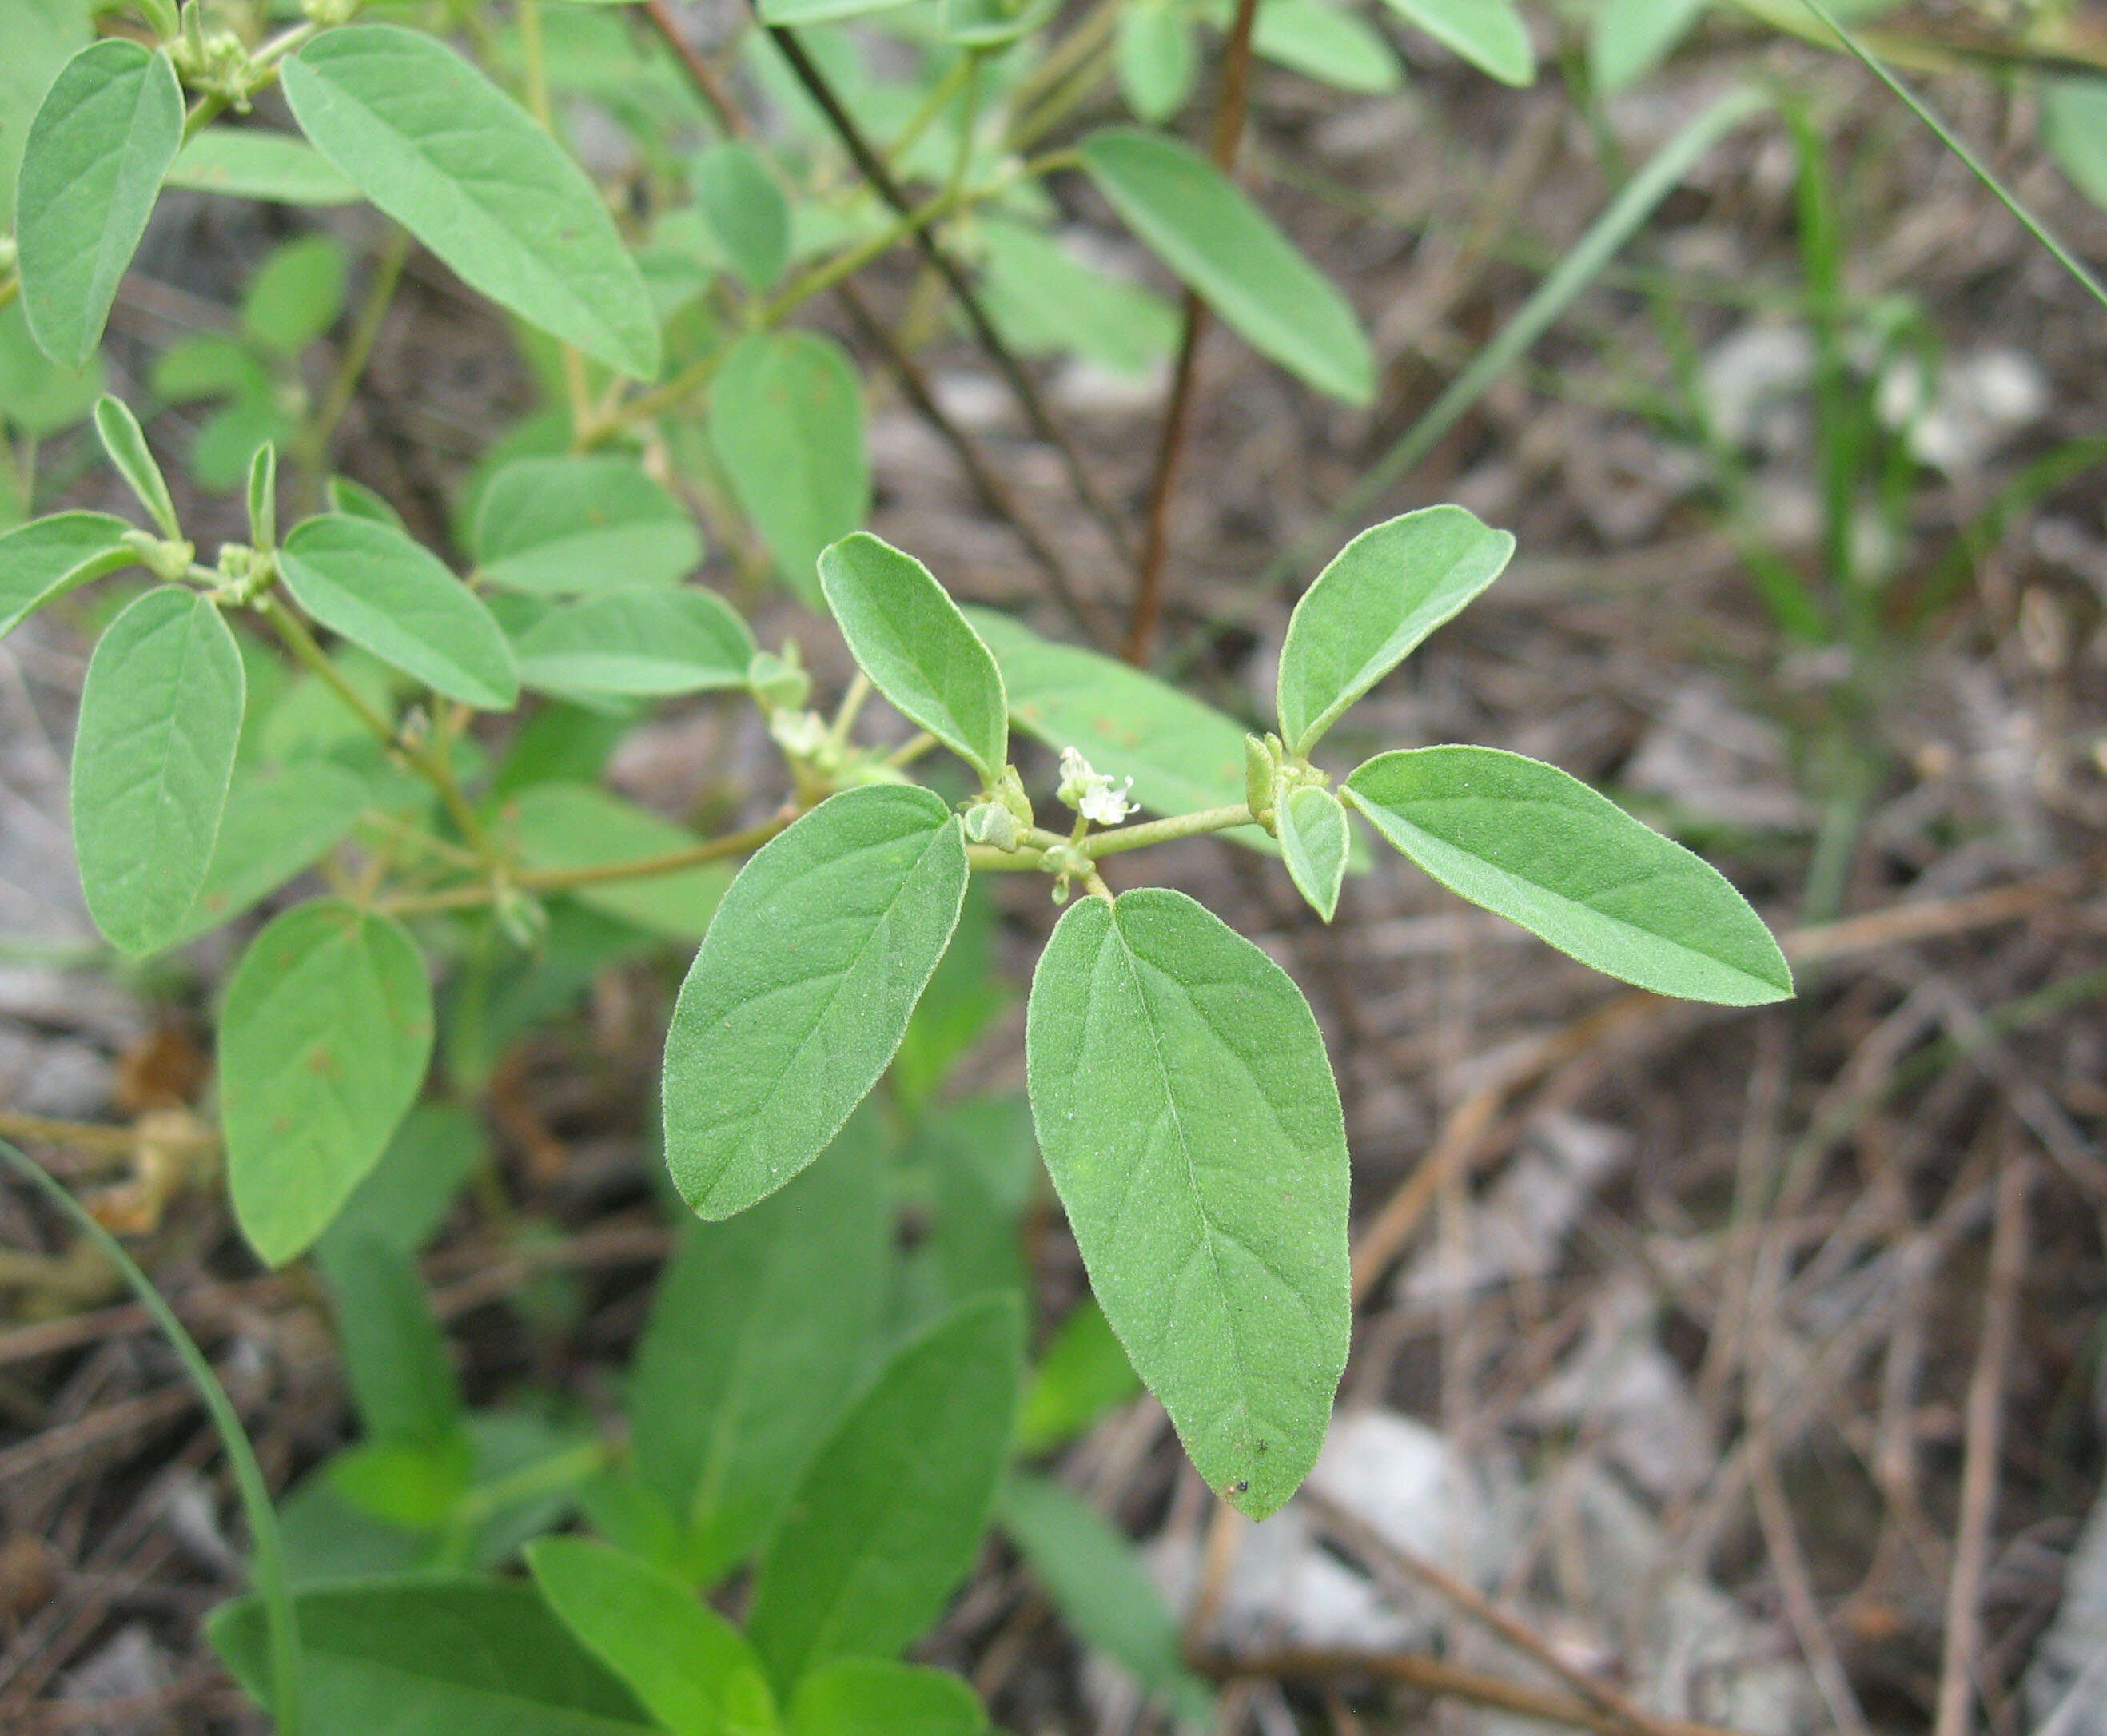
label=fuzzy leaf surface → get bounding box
[663,784,967,1219]
[820,532,1006,782]
[1026,889,1349,1518]
[514,587,753,697]
[221,898,434,1265]
[1277,785,1349,922]
[1276,505,1515,753]
[1343,746,1794,1004]
[165,129,361,204]
[71,588,244,956]
[0,511,133,639]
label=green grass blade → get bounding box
[1793,0,2107,313]
[0,1141,302,1734]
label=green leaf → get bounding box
[177,758,367,939]
[758,0,916,20]
[924,1094,1037,1306]
[1278,784,1348,922]
[1276,505,1515,755]
[209,1579,658,1736]
[789,1659,986,1736]
[165,127,362,205]
[15,40,184,368]
[528,1539,779,1736]
[0,511,133,639]
[1016,1296,1140,1454]
[2044,76,2107,212]
[977,218,1177,379]
[0,297,105,440]
[504,782,733,939]
[1077,127,1373,404]
[693,140,791,292]
[819,533,1007,784]
[221,898,436,1265]
[472,456,702,595]
[1377,0,1535,85]
[1589,0,1707,90]
[628,1117,888,1580]
[1117,2,1198,121]
[709,330,870,606]
[328,475,408,530]
[153,333,271,404]
[71,588,245,956]
[281,26,661,379]
[1341,746,1795,1004]
[1026,888,1349,1519]
[318,1232,464,1451]
[514,587,753,698]
[242,233,349,356]
[748,1294,1022,1690]
[944,0,1061,46]
[663,783,968,1220]
[999,1475,1213,1724]
[1252,0,1404,93]
[93,396,179,539]
[0,0,91,234]
[321,1099,487,1260]
[280,513,520,710]
[965,607,1275,854]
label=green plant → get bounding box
[0,0,1802,1728]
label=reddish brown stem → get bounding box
[1123,0,1263,664]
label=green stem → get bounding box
[0,1142,303,1735]
[886,49,976,170]
[1082,804,1254,859]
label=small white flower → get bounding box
[1056,746,1136,827]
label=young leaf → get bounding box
[663,784,968,1220]
[209,1579,658,1736]
[747,1294,1022,1690]
[709,330,870,605]
[1077,127,1373,404]
[514,587,754,699]
[0,512,134,639]
[527,1539,779,1736]
[692,140,791,292]
[472,456,702,596]
[279,513,520,710]
[318,1232,464,1452]
[221,898,435,1265]
[819,533,1007,785]
[164,128,362,205]
[92,396,180,539]
[1342,747,1794,1005]
[247,441,278,551]
[788,1659,986,1736]
[1025,888,1350,1519]
[1278,784,1349,922]
[15,41,184,368]
[1276,505,1515,754]
[242,233,349,356]
[1377,0,1535,85]
[999,1475,1214,1724]
[281,25,661,379]
[627,1119,888,1580]
[71,588,245,957]
[177,758,367,940]
[504,782,733,940]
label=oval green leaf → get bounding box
[1342,746,1794,1005]
[528,1539,778,1736]
[92,394,179,537]
[709,330,870,605]
[221,898,435,1265]
[280,512,520,710]
[281,26,661,379]
[819,532,1007,784]
[1255,0,1404,93]
[177,759,368,942]
[0,511,133,639]
[747,1294,1022,1690]
[515,587,754,698]
[1077,126,1372,404]
[789,1659,986,1736]
[692,140,790,292]
[1278,783,1349,922]
[71,588,245,957]
[472,455,702,596]
[15,40,184,368]
[662,783,968,1220]
[0,0,92,235]
[1588,0,1707,93]
[1276,504,1515,754]
[1025,887,1350,1519]
[1377,0,1535,85]
[165,128,362,205]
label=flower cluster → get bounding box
[1056,747,1136,828]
